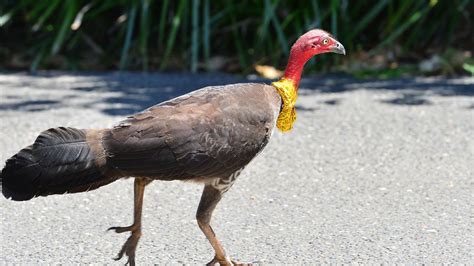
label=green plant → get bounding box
[0,0,471,73]
[463,63,474,76]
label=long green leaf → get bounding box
[119,3,137,70]
[348,0,388,39]
[203,0,210,70]
[160,0,186,70]
[256,0,276,52]
[51,0,76,55]
[228,1,248,70]
[32,1,59,31]
[0,12,13,27]
[330,0,338,37]
[139,0,150,71]
[157,0,169,49]
[371,6,429,54]
[191,0,199,72]
[269,0,289,55]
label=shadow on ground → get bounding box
[299,74,474,106]
[0,72,472,115]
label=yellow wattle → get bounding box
[271,78,298,132]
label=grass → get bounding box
[0,0,472,74]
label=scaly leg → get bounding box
[196,184,250,266]
[108,178,151,265]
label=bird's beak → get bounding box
[330,40,346,55]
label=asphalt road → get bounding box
[0,72,472,264]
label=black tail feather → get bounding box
[1,127,115,201]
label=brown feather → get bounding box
[103,83,281,181]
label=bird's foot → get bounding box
[113,232,141,266]
[206,255,252,266]
[108,225,141,266]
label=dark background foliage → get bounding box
[0,0,472,76]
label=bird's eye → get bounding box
[322,38,329,45]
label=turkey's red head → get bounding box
[283,29,345,88]
[293,29,345,57]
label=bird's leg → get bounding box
[108,178,151,265]
[196,184,248,266]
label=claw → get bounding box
[232,260,252,266]
[107,225,136,233]
[206,255,252,266]
[108,225,141,266]
[206,255,229,266]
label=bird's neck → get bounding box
[271,50,311,132]
[271,77,298,132]
[283,50,312,89]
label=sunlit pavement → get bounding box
[0,72,472,264]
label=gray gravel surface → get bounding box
[0,72,473,264]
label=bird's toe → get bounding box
[107,224,138,233]
[206,255,252,266]
[112,231,140,265]
[231,259,253,266]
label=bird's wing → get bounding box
[103,83,281,180]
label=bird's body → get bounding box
[105,83,280,182]
[1,83,280,201]
[1,29,345,265]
